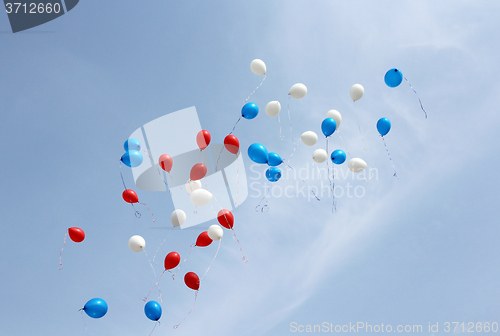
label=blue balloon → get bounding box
[267,152,283,167]
[241,102,259,120]
[384,68,403,88]
[321,118,337,137]
[376,118,391,136]
[330,149,346,165]
[83,298,108,319]
[144,301,162,321]
[248,143,268,164]
[266,167,281,182]
[123,138,141,152]
[121,150,143,168]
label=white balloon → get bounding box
[289,83,307,99]
[325,110,342,129]
[190,189,213,207]
[128,235,146,252]
[350,84,364,101]
[207,224,223,241]
[300,131,318,146]
[170,209,186,227]
[312,149,327,163]
[265,101,281,117]
[348,158,368,173]
[185,179,202,193]
[250,59,266,75]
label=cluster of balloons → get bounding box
[247,143,283,182]
[121,138,144,168]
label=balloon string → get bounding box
[59,232,67,270]
[326,138,336,213]
[143,270,166,302]
[336,130,353,159]
[79,309,90,336]
[149,321,160,336]
[245,75,266,103]
[201,239,222,281]
[235,153,240,206]
[143,249,162,302]
[153,226,176,265]
[352,102,367,151]
[229,116,242,136]
[172,243,196,280]
[277,113,285,140]
[173,291,198,329]
[255,182,270,212]
[120,160,142,217]
[382,136,398,178]
[231,228,248,263]
[139,202,156,222]
[287,95,298,147]
[404,77,427,119]
[285,163,320,201]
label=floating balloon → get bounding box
[300,131,318,146]
[266,167,282,182]
[124,138,141,152]
[265,101,281,117]
[185,179,202,193]
[350,84,364,101]
[190,189,213,207]
[196,130,211,151]
[184,272,200,290]
[242,102,259,120]
[208,224,223,241]
[217,209,234,229]
[331,150,346,165]
[164,252,180,270]
[158,154,173,173]
[122,189,139,203]
[348,158,368,173]
[83,298,108,319]
[267,152,283,167]
[224,135,240,154]
[170,209,186,227]
[68,227,85,243]
[144,301,162,321]
[325,110,342,129]
[321,118,337,137]
[196,231,213,247]
[250,59,266,75]
[190,163,207,181]
[121,150,143,168]
[313,149,327,163]
[128,235,146,252]
[384,68,403,88]
[289,83,307,99]
[248,143,268,164]
[376,118,391,136]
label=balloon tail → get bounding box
[287,95,298,148]
[152,226,175,265]
[172,243,196,280]
[286,164,320,201]
[352,102,367,151]
[277,113,285,140]
[382,136,398,179]
[80,309,90,336]
[139,202,155,222]
[255,183,270,212]
[173,291,198,330]
[231,228,248,263]
[149,321,160,336]
[201,239,222,281]
[326,138,336,213]
[143,270,166,302]
[59,232,67,270]
[336,130,353,159]
[143,249,162,302]
[404,77,427,119]
[245,74,266,103]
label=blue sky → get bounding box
[1,1,499,335]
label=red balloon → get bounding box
[68,227,85,243]
[159,154,173,172]
[217,209,234,229]
[184,272,200,290]
[224,135,240,154]
[196,231,212,247]
[164,252,181,270]
[196,130,211,151]
[190,163,207,180]
[122,189,139,203]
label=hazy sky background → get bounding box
[1,1,499,335]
